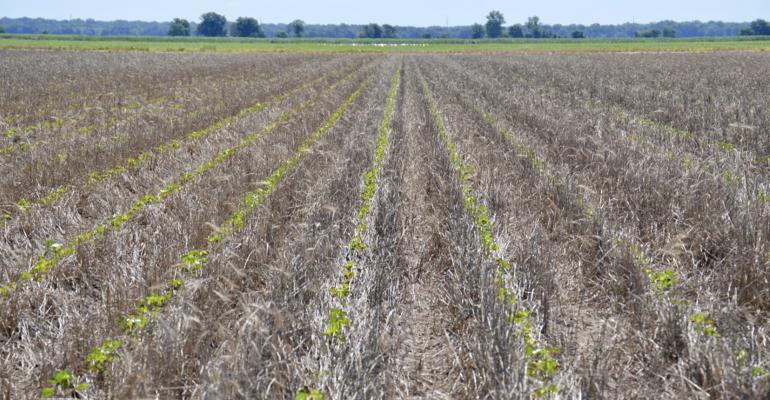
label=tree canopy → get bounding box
[749,19,770,35]
[232,17,265,37]
[197,12,227,37]
[485,10,505,38]
[526,16,544,38]
[471,23,485,39]
[508,24,523,38]
[360,23,383,38]
[289,20,305,37]
[0,16,762,39]
[167,18,190,36]
[636,29,662,38]
[382,24,397,38]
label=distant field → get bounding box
[1,33,770,52]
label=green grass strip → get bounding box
[419,69,559,397]
[0,68,359,299]
[41,74,371,400]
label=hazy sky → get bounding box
[2,0,768,26]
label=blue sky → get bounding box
[2,0,768,25]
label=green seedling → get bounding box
[691,312,720,337]
[649,269,679,291]
[38,74,369,396]
[87,340,122,372]
[296,387,325,400]
[181,250,208,271]
[41,370,88,398]
[422,69,559,397]
[324,307,351,341]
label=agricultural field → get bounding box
[0,48,768,399]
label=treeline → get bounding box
[469,12,770,39]
[0,17,170,36]
[0,15,764,39]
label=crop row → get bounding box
[1,51,319,134]
[512,70,770,179]
[0,69,359,299]
[0,66,287,149]
[437,57,769,309]
[0,60,341,211]
[0,95,172,155]
[295,67,400,400]
[1,94,169,143]
[539,67,768,301]
[324,66,400,341]
[40,74,372,399]
[493,60,770,217]
[0,67,344,226]
[470,54,770,153]
[445,77,767,387]
[419,68,559,397]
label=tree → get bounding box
[740,28,754,36]
[421,33,432,39]
[232,17,264,37]
[197,12,227,36]
[471,23,485,39]
[289,19,305,37]
[361,23,383,38]
[485,10,505,38]
[662,27,676,38]
[526,16,542,38]
[0,26,4,34]
[750,19,770,35]
[508,24,523,38]
[382,24,397,38]
[168,18,190,36]
[636,29,661,38]
[571,30,585,39]
[276,31,288,38]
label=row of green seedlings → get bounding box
[295,66,401,400]
[1,98,180,156]
[41,76,372,399]
[592,94,769,166]
[521,76,770,264]
[449,82,769,382]
[0,69,359,300]
[1,97,153,138]
[501,66,769,168]
[507,73,770,204]
[0,95,171,153]
[0,68,345,225]
[420,69,559,397]
[473,67,770,248]
[0,70,283,156]
[0,67,263,142]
